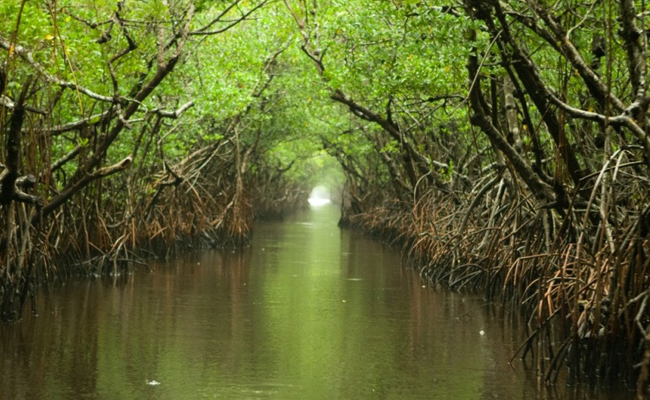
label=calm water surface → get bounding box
[0,205,634,399]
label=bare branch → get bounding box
[37,111,111,135]
[49,145,82,173]
[60,8,111,29]
[192,0,243,33]
[150,101,194,119]
[1,94,46,114]
[620,0,648,102]
[526,0,626,111]
[35,156,133,224]
[0,34,115,103]
[106,3,138,97]
[13,189,41,206]
[546,92,650,157]
[190,0,269,36]
[251,41,292,98]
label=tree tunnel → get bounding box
[2,0,650,393]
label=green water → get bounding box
[0,205,633,399]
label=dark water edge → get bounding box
[0,204,634,400]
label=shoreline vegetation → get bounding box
[2,0,650,397]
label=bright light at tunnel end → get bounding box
[308,197,331,206]
[308,185,332,206]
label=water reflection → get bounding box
[0,205,634,399]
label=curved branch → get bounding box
[546,92,650,158]
[190,0,269,36]
[0,34,115,103]
[150,101,195,119]
[34,156,133,224]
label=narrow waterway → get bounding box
[0,205,633,399]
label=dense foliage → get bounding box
[2,0,650,394]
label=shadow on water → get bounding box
[0,204,635,399]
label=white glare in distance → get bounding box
[308,186,331,206]
[308,197,331,206]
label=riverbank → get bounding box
[0,204,634,400]
[339,193,647,392]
